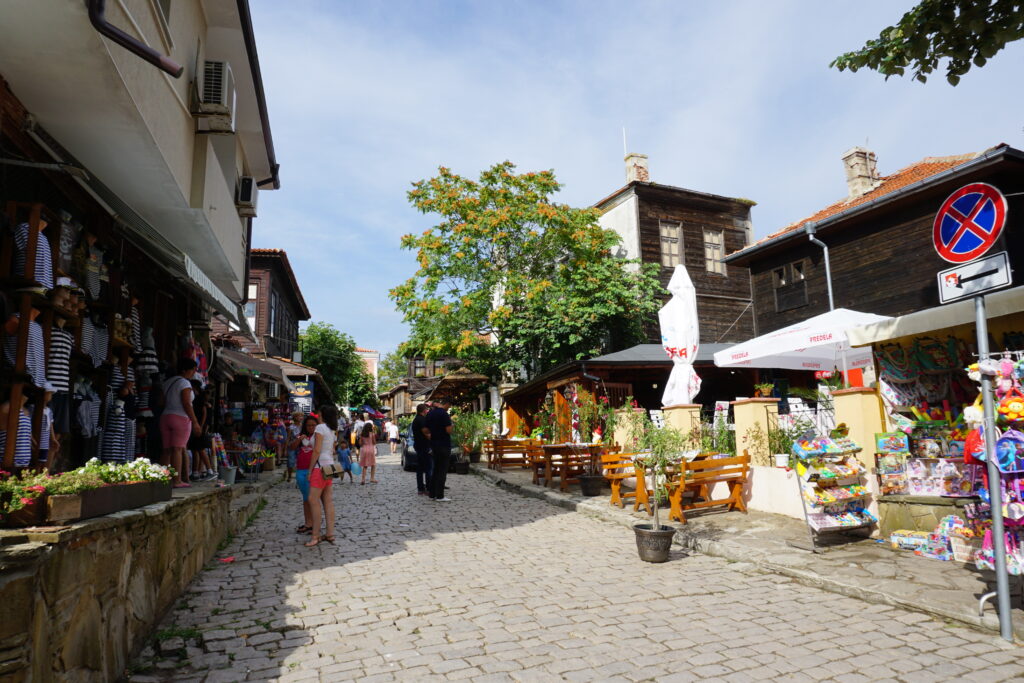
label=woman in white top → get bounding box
[306,404,339,547]
[159,358,201,487]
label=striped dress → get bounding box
[0,408,33,467]
[47,326,74,393]
[3,315,47,389]
[13,223,54,290]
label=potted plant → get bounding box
[754,382,775,398]
[626,408,687,563]
[573,390,616,496]
[451,410,494,464]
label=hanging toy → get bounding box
[966,363,982,383]
[964,394,984,426]
[998,388,1024,422]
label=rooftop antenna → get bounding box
[622,127,628,156]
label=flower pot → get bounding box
[261,457,276,472]
[218,465,238,485]
[773,453,790,468]
[453,461,470,475]
[578,474,604,497]
[468,450,482,464]
[633,523,676,563]
[3,494,47,528]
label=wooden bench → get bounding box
[602,451,650,515]
[485,439,535,472]
[667,451,750,524]
[526,443,547,485]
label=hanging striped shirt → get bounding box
[47,326,74,392]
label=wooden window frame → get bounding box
[772,259,808,312]
[659,220,683,268]
[703,228,726,276]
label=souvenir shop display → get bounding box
[792,432,876,546]
[874,427,982,497]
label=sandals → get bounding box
[323,535,335,544]
[304,538,321,547]
[295,525,312,534]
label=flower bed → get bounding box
[1,458,173,527]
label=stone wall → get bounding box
[877,495,973,537]
[0,479,275,682]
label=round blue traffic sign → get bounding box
[933,182,1007,264]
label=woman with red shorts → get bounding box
[306,404,339,547]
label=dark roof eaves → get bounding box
[724,145,1019,266]
[592,181,755,210]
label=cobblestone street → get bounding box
[134,451,1022,682]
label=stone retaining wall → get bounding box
[0,479,276,682]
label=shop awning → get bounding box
[265,356,334,403]
[714,308,892,371]
[847,285,1024,347]
[217,348,294,392]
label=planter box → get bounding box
[48,481,172,523]
[261,457,276,472]
[5,481,172,527]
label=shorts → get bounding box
[160,414,191,448]
[287,449,298,468]
[295,469,310,500]
[390,438,399,444]
[310,467,332,489]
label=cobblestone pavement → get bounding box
[133,450,1023,682]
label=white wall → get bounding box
[598,192,639,265]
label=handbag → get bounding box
[318,462,345,478]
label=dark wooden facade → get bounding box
[597,182,756,346]
[728,148,1024,335]
[212,249,310,358]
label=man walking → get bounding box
[410,403,432,495]
[423,398,453,501]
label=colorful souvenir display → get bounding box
[794,435,873,537]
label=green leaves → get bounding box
[392,162,663,381]
[831,0,1024,86]
[299,322,378,407]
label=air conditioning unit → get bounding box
[236,176,258,217]
[191,60,236,133]
[267,382,280,398]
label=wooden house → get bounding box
[595,153,756,344]
[723,144,1024,335]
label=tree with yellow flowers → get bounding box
[390,161,662,380]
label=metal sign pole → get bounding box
[975,294,1013,641]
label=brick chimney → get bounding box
[625,153,650,183]
[841,147,880,198]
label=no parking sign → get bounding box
[932,182,1007,264]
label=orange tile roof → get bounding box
[733,147,998,257]
[355,347,377,354]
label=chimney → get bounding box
[625,153,650,183]
[841,147,880,198]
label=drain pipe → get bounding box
[805,223,835,312]
[88,0,184,78]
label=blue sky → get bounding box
[249,0,1024,358]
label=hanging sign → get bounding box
[291,381,314,412]
[932,182,1007,264]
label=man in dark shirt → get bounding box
[410,403,432,495]
[423,398,453,501]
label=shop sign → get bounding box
[932,182,1007,264]
[291,381,314,412]
[937,251,1012,304]
[814,371,834,379]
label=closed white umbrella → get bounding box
[713,308,892,372]
[659,265,701,405]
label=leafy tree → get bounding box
[831,0,1024,85]
[298,322,378,408]
[390,161,662,380]
[378,349,410,391]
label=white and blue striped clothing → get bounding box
[47,326,74,392]
[40,406,52,451]
[0,409,33,467]
[13,223,54,290]
[4,315,47,389]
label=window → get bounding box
[243,302,256,332]
[659,221,682,267]
[703,229,726,275]
[414,359,426,377]
[773,260,808,311]
[269,291,278,337]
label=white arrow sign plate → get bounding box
[937,251,1012,304]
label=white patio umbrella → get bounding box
[659,265,702,405]
[713,308,892,373]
